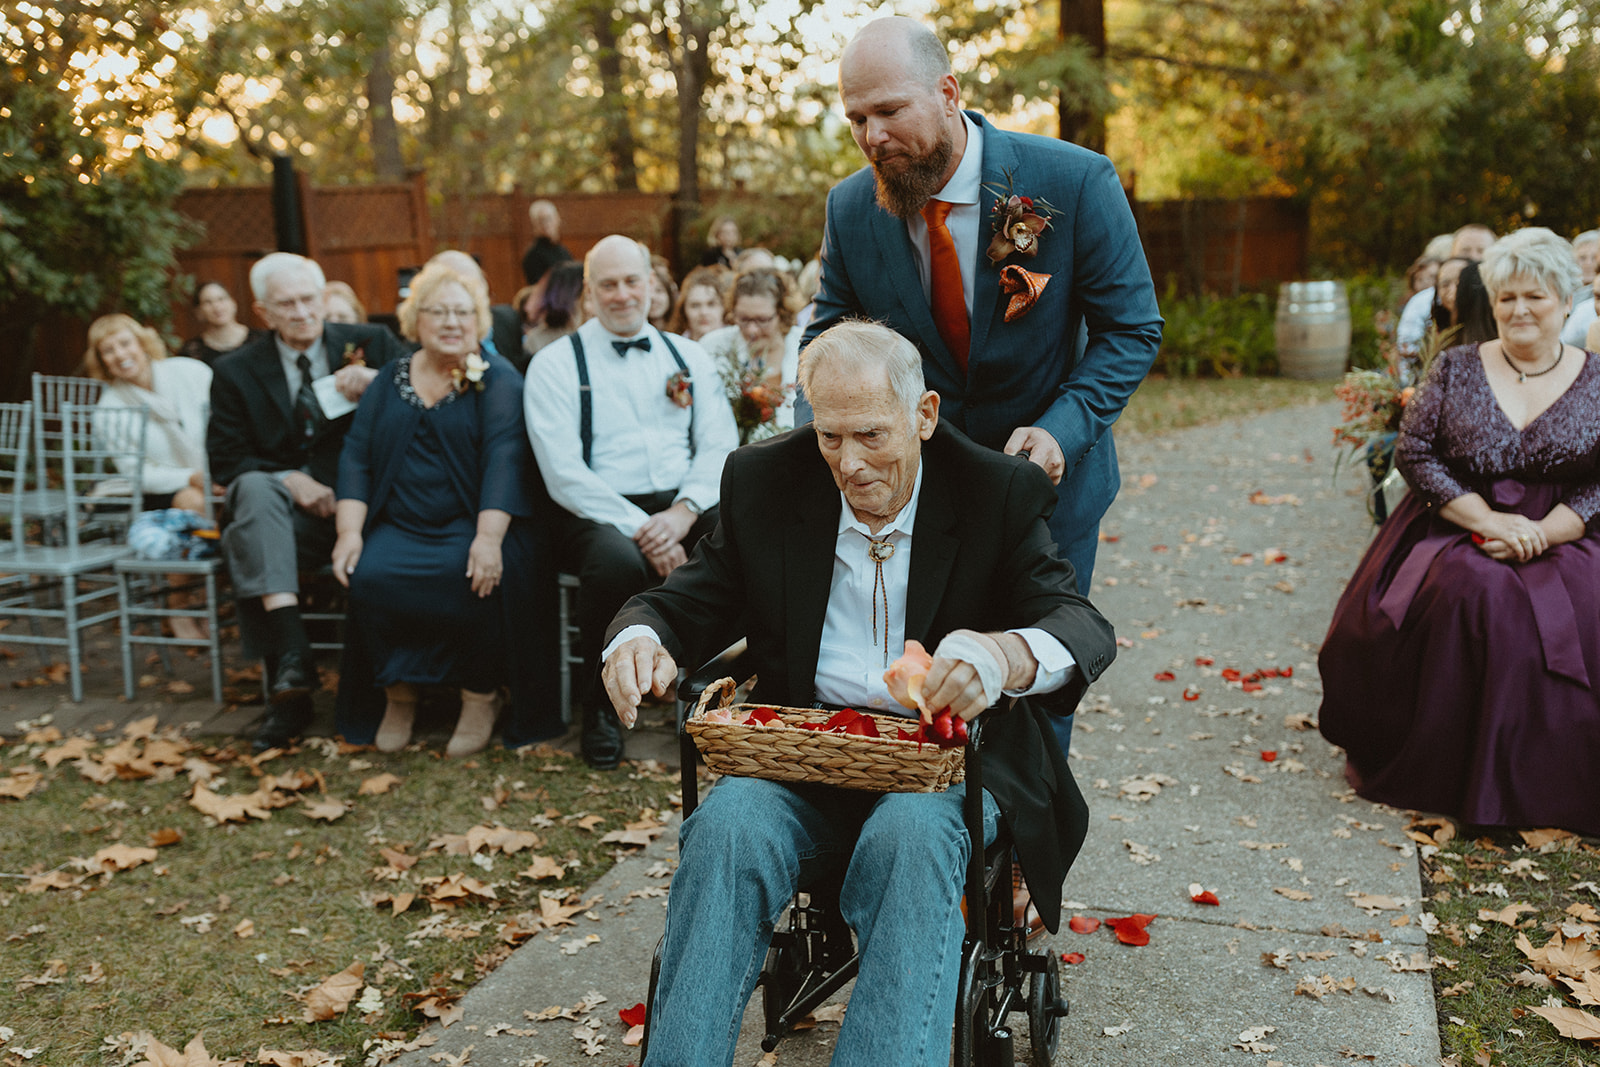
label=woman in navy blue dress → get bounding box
[333,261,543,756]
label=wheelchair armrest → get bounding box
[675,639,747,819]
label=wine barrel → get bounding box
[1275,281,1351,380]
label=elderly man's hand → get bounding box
[1004,426,1065,485]
[334,364,379,402]
[602,636,678,729]
[917,630,1040,722]
[282,471,336,519]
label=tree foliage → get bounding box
[0,1,200,393]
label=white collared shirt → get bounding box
[524,317,739,536]
[274,334,329,394]
[905,112,985,319]
[603,460,1079,713]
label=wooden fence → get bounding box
[23,178,1308,386]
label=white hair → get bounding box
[249,253,326,300]
[798,320,926,422]
[1479,227,1582,300]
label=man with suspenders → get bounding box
[524,235,739,769]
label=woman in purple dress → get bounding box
[1320,227,1600,836]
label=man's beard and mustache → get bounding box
[870,131,955,220]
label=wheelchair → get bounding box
[641,675,1071,1066]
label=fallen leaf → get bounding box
[1559,972,1600,1007]
[1478,902,1536,926]
[129,1033,238,1066]
[148,827,183,848]
[358,773,402,796]
[190,783,275,823]
[256,1052,343,1067]
[519,856,566,881]
[1347,893,1404,912]
[1103,1024,1133,1037]
[301,962,365,1022]
[1528,1003,1600,1042]
[93,844,159,872]
[1274,887,1313,901]
[233,919,256,939]
[300,797,349,822]
[0,770,45,800]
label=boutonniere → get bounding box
[665,368,693,409]
[983,172,1058,265]
[450,352,490,392]
[341,342,367,368]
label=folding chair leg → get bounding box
[64,574,83,703]
[118,571,136,701]
[205,570,223,705]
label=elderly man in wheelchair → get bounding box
[601,321,1115,1066]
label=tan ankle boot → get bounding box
[447,689,498,757]
[376,683,418,753]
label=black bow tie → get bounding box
[613,336,652,357]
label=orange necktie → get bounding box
[921,199,970,373]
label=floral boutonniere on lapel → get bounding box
[665,368,693,409]
[451,352,490,392]
[983,172,1058,322]
[340,342,367,368]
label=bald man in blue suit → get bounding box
[804,16,1163,612]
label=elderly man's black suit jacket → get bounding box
[207,322,406,489]
[606,420,1116,933]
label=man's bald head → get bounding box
[841,16,952,91]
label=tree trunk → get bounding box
[1060,0,1106,152]
[670,24,710,271]
[591,6,640,191]
[367,41,406,182]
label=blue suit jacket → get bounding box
[804,113,1163,580]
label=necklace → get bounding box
[863,533,895,667]
[1503,343,1563,384]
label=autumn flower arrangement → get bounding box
[1333,322,1453,485]
[718,357,789,444]
[665,368,693,409]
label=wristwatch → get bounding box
[679,499,703,516]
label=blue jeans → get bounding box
[644,776,1001,1067]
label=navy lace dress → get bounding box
[1318,345,1600,835]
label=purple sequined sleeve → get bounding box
[1396,345,1600,523]
[1395,350,1471,507]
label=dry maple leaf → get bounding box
[255,1052,342,1066]
[1518,932,1600,978]
[148,827,183,848]
[190,783,274,823]
[40,736,97,768]
[93,844,159,872]
[299,797,349,822]
[1478,902,1537,926]
[131,1033,243,1067]
[1559,972,1600,1007]
[1274,887,1313,902]
[0,770,45,800]
[358,772,402,796]
[1529,1004,1600,1042]
[301,962,365,1022]
[519,856,566,881]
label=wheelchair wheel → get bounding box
[1027,949,1068,1064]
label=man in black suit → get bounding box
[601,321,1114,1065]
[208,252,406,751]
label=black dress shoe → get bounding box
[253,698,312,753]
[581,701,625,770]
[269,649,314,705]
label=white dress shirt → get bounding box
[604,462,1079,713]
[905,113,985,319]
[524,317,740,536]
[274,334,329,394]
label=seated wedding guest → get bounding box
[86,314,215,641]
[1319,227,1600,837]
[731,246,776,273]
[601,321,1114,1065]
[524,235,738,769]
[324,281,366,325]
[648,259,678,333]
[699,215,740,268]
[1399,224,1496,349]
[333,261,542,756]
[425,249,522,363]
[697,268,802,443]
[179,281,264,365]
[521,261,584,364]
[1452,262,1496,346]
[666,266,728,342]
[1403,256,1440,303]
[84,314,213,514]
[208,252,407,752]
[1573,230,1599,285]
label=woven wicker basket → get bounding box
[685,677,965,793]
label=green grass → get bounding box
[1118,376,1334,437]
[0,725,680,1064]
[1417,824,1600,1067]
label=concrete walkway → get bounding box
[0,400,1443,1067]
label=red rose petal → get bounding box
[619,1002,647,1027]
[1153,671,1176,682]
[844,716,880,739]
[1191,890,1221,906]
[1107,913,1156,946]
[1194,656,1214,666]
[744,707,782,726]
[1060,951,1086,964]
[1240,681,1263,693]
[1471,532,1487,545]
[1281,666,1294,678]
[1068,915,1101,934]
[1260,750,1278,762]
[1151,544,1169,553]
[821,707,862,733]
[1221,668,1242,682]
[1182,687,1201,701]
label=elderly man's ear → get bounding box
[917,390,940,439]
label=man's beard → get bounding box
[871,132,955,220]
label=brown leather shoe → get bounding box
[1012,861,1046,941]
